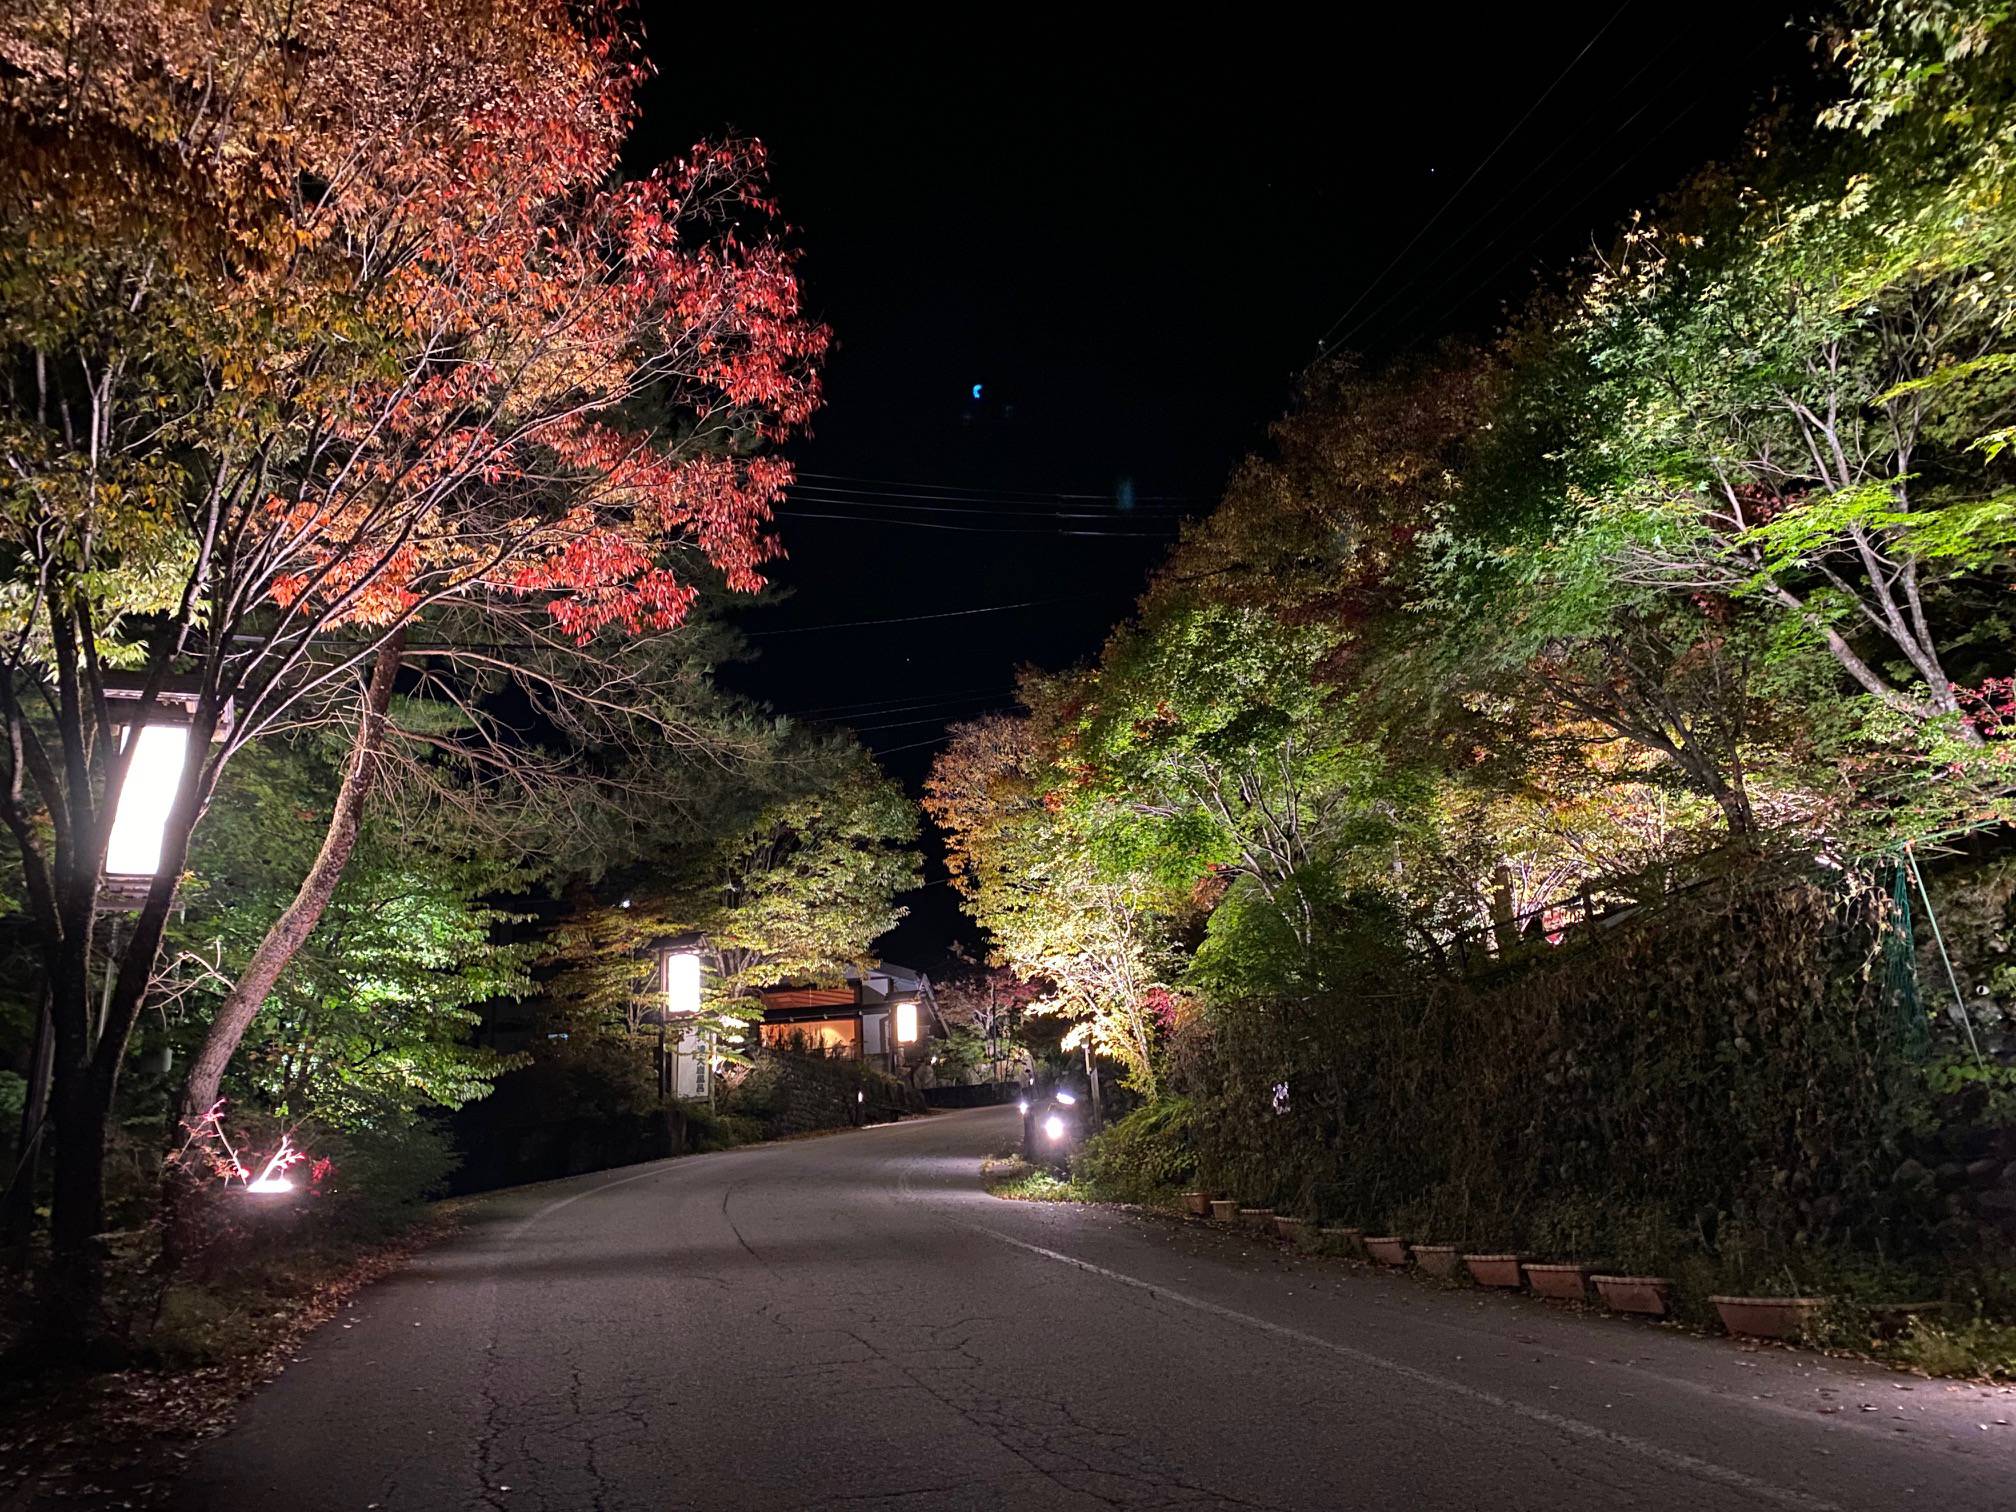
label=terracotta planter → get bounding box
[1412,1243,1462,1278]
[1238,1206,1275,1234]
[1712,1296,1826,1341]
[1209,1199,1239,1223]
[1320,1226,1365,1257]
[1592,1275,1675,1317]
[1523,1263,1594,1302]
[1274,1215,1308,1243]
[1181,1191,1211,1217]
[1364,1236,1410,1266]
[1464,1253,1525,1288]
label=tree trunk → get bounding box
[176,631,404,1129]
[1,993,54,1260]
[40,679,217,1350]
[47,1057,117,1337]
[1710,778,1757,839]
[42,884,105,1332]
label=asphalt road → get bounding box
[178,1106,2015,1511]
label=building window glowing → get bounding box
[665,951,702,1016]
[105,723,190,877]
[759,1019,857,1052]
[895,999,919,1044]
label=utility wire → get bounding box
[845,707,1013,734]
[1308,0,1631,358]
[1373,54,1744,363]
[791,482,1190,513]
[1318,52,1669,354]
[790,684,1009,718]
[747,597,1086,636]
[796,470,1193,503]
[788,488,1187,523]
[775,508,1177,539]
[862,730,971,757]
[1332,38,1733,357]
[790,692,1015,726]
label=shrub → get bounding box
[1181,874,1974,1272]
[1073,1098,1198,1204]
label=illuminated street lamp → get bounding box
[894,998,919,1045]
[105,721,189,879]
[665,949,703,1017]
[99,675,228,908]
[652,943,710,1104]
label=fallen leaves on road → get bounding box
[0,1212,457,1511]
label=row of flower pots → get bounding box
[1181,1192,1846,1342]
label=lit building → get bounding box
[755,961,940,1074]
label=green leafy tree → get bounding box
[1553,4,2016,753]
[172,744,532,1134]
[544,736,919,1064]
[927,692,1172,1096]
[1071,601,1408,967]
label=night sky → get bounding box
[636,6,1818,963]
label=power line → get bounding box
[1308,1,1631,358]
[796,470,1193,503]
[791,691,1015,726]
[791,482,1190,513]
[746,597,1087,636]
[775,508,1177,539]
[846,706,1013,734]
[788,488,1188,523]
[1374,44,1755,363]
[863,729,972,757]
[1330,39,1729,357]
[790,684,1009,718]
[1316,53,1666,354]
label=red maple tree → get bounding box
[0,0,827,1330]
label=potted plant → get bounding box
[1320,1226,1365,1258]
[1711,1295,1827,1341]
[1364,1235,1410,1266]
[1181,1190,1211,1217]
[1274,1215,1308,1243]
[1412,1243,1461,1278]
[1239,1206,1276,1235]
[1209,1199,1240,1223]
[1591,1275,1675,1317]
[1464,1253,1525,1288]
[1523,1262,1596,1301]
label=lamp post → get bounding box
[98,675,230,909]
[655,947,706,1101]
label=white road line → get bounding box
[961,1220,1844,1512]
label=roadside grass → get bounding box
[982,1155,1088,1202]
[1887,1313,2016,1381]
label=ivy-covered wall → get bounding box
[1177,870,2014,1293]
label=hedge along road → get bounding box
[177,1106,2012,1511]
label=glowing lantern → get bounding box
[665,950,703,1016]
[894,999,919,1044]
[98,674,229,904]
[105,723,191,879]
